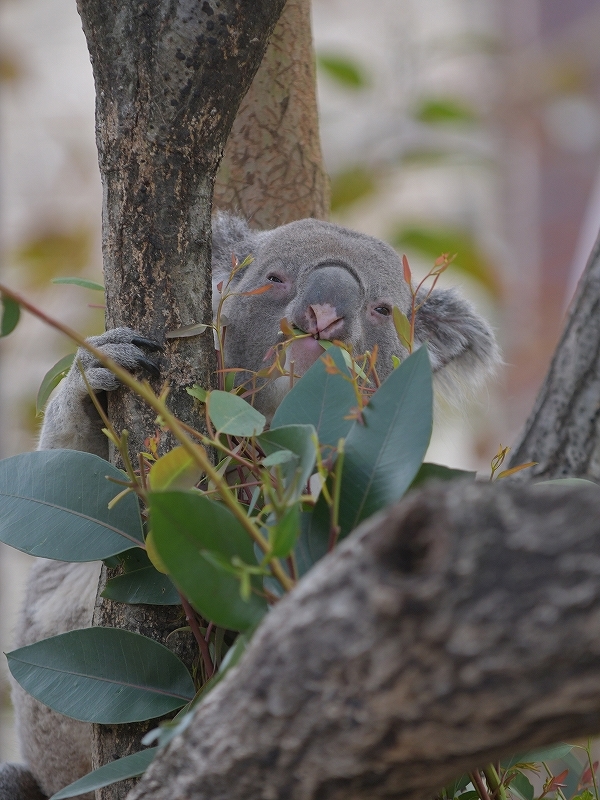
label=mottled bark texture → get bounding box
[74,0,286,795]
[214,0,330,228]
[128,480,600,800]
[508,231,600,479]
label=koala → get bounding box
[0,213,500,800]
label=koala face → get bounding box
[212,213,499,418]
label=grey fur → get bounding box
[3,213,499,799]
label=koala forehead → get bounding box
[249,219,409,298]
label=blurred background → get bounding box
[2,0,600,763]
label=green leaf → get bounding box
[338,347,433,536]
[51,277,105,291]
[271,346,356,448]
[508,772,534,800]
[149,492,268,632]
[444,775,470,800]
[50,747,158,799]
[207,390,266,436]
[515,743,574,763]
[0,295,20,337]
[7,628,195,723]
[269,503,301,559]
[409,462,476,490]
[148,446,204,491]
[414,97,478,126]
[0,450,144,560]
[295,497,331,576]
[101,548,180,605]
[392,225,500,298]
[36,353,76,415]
[258,424,317,502]
[186,384,208,402]
[317,54,368,89]
[392,306,412,349]
[534,478,598,488]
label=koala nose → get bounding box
[307,303,343,339]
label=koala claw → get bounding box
[131,336,163,353]
[137,355,161,379]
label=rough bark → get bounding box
[214,0,330,228]
[74,0,287,796]
[128,480,600,800]
[508,231,600,479]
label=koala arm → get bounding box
[414,287,501,398]
[38,328,161,457]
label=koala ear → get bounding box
[211,212,262,316]
[413,287,501,396]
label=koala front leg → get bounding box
[38,327,162,458]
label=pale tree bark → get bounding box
[214,0,330,228]
[127,480,600,800]
[74,0,287,796]
[508,232,600,479]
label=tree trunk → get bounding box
[127,480,600,800]
[508,231,600,479]
[75,0,287,796]
[214,0,330,228]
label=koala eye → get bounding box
[267,274,284,283]
[374,305,391,316]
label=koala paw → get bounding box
[38,327,163,454]
[72,327,162,394]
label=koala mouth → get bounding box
[286,335,326,376]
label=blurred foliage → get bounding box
[0,53,24,84]
[14,227,94,287]
[317,53,369,89]
[330,165,378,212]
[392,224,500,298]
[414,97,478,126]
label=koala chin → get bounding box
[0,213,500,800]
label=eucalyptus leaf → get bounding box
[410,462,475,490]
[0,450,144,560]
[0,295,20,337]
[268,503,301,559]
[508,772,534,800]
[271,346,356,448]
[51,277,105,291]
[36,353,76,415]
[207,390,266,436]
[258,424,317,501]
[8,628,195,723]
[149,491,267,631]
[102,548,180,605]
[50,748,158,799]
[338,347,433,536]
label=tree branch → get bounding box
[127,480,600,800]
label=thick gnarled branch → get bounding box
[128,481,600,800]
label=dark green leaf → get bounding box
[0,450,144,560]
[508,772,534,800]
[515,744,574,763]
[392,225,499,298]
[410,462,476,490]
[295,498,331,576]
[50,748,158,799]
[317,54,368,88]
[258,424,317,501]
[0,295,20,337]
[444,774,470,799]
[8,628,194,723]
[149,492,267,632]
[271,346,356,448]
[269,503,301,559]
[414,97,478,126]
[338,347,433,535]
[207,390,266,436]
[51,277,105,291]
[36,353,76,415]
[102,548,180,605]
